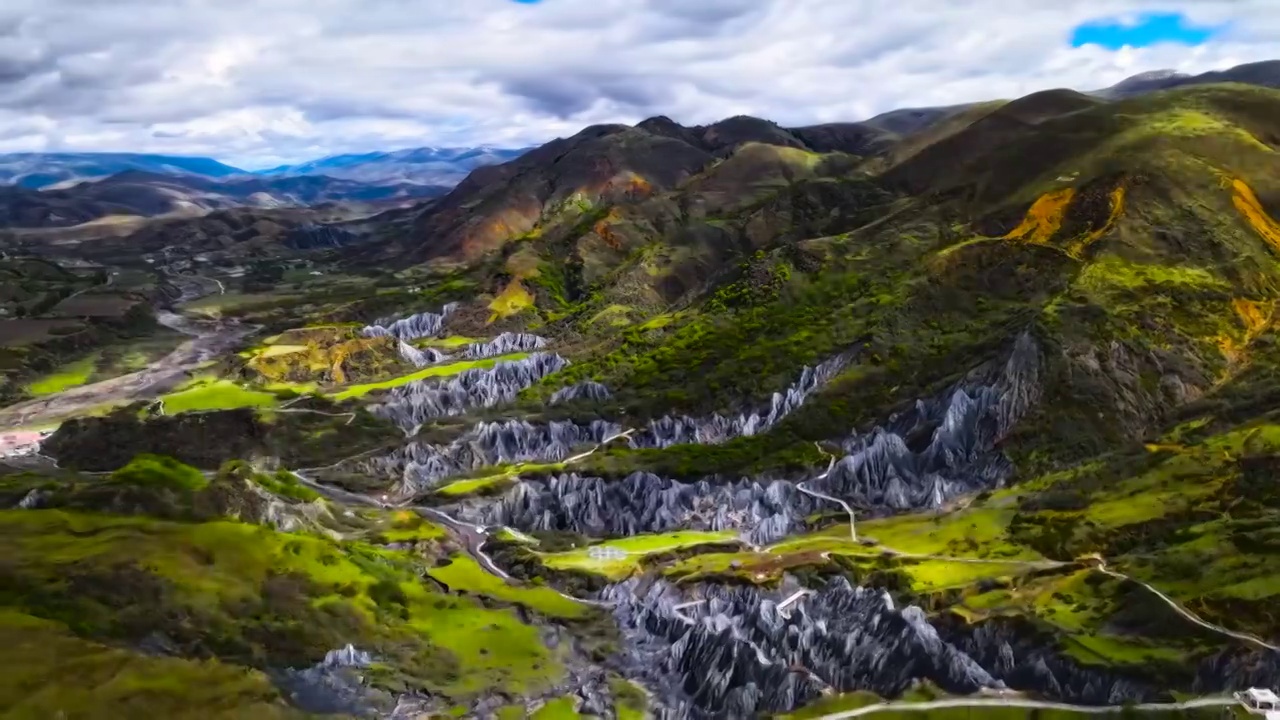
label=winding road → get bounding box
[814,695,1236,719]
[1093,557,1280,653]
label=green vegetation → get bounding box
[328,354,527,401]
[540,530,740,579]
[0,609,304,720]
[427,555,590,619]
[25,354,98,395]
[110,454,209,492]
[157,377,280,415]
[368,509,448,544]
[435,474,519,497]
[251,469,321,503]
[609,677,650,720]
[530,696,581,719]
[0,509,569,703]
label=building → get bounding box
[1236,688,1280,717]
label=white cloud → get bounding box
[0,0,1275,168]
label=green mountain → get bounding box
[4,77,1280,719]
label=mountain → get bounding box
[0,152,246,189]
[256,145,530,186]
[0,169,449,229]
[9,64,1280,720]
[1092,59,1280,99]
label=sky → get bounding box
[0,0,1275,169]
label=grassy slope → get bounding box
[539,84,1280,485]
[1,609,306,720]
[0,508,572,705]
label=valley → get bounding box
[5,64,1280,720]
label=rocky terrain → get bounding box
[5,63,1280,719]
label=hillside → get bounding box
[5,76,1280,720]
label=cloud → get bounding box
[0,0,1276,168]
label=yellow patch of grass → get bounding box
[1231,178,1280,253]
[256,344,308,359]
[1218,297,1275,364]
[1002,188,1075,245]
[488,279,535,322]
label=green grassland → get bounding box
[157,377,282,414]
[428,554,591,619]
[0,507,573,705]
[327,354,527,401]
[0,609,306,720]
[25,353,99,395]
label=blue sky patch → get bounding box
[1071,12,1223,50]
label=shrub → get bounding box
[109,454,208,492]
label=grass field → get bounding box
[25,354,99,396]
[157,377,280,415]
[540,530,740,579]
[327,354,528,401]
[427,555,591,619]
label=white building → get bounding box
[1237,688,1280,717]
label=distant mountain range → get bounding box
[0,146,530,191]
[0,153,246,190]
[255,146,531,186]
[0,169,449,230]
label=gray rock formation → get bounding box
[450,470,821,545]
[629,353,850,449]
[939,618,1160,705]
[361,303,459,341]
[372,352,570,432]
[284,224,361,250]
[16,488,50,509]
[464,332,548,359]
[550,381,612,405]
[277,644,388,718]
[450,333,1043,543]
[603,577,1000,718]
[360,418,622,495]
[396,341,449,369]
[810,330,1042,508]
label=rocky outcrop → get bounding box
[284,224,362,250]
[361,303,459,342]
[809,330,1042,509]
[396,342,448,369]
[550,381,613,405]
[629,353,850,449]
[359,418,622,496]
[449,333,1044,543]
[937,617,1160,705]
[277,644,393,718]
[372,353,570,432]
[604,577,1000,718]
[463,332,548,359]
[451,470,819,545]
